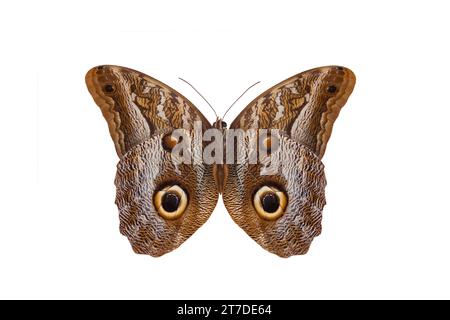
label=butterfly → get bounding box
[85,65,356,257]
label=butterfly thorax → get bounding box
[212,118,227,194]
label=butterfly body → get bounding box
[86,65,355,257]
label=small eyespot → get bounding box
[154,185,188,220]
[253,185,287,220]
[337,66,344,71]
[327,85,337,93]
[103,84,115,93]
[262,137,272,154]
[97,66,104,70]
[162,132,179,151]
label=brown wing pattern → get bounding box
[86,65,211,158]
[230,66,356,158]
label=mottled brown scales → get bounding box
[86,65,356,257]
[85,66,211,157]
[230,66,355,158]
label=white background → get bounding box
[0,0,449,299]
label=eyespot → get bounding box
[253,185,287,220]
[162,132,179,152]
[327,85,337,93]
[103,84,115,93]
[262,136,272,154]
[154,185,188,220]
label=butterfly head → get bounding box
[213,119,227,130]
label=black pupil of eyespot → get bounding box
[162,193,180,212]
[104,84,114,93]
[327,85,337,93]
[261,193,279,213]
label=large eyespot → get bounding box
[154,185,188,220]
[253,185,287,220]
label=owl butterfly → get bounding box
[85,65,355,257]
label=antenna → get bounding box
[222,81,260,120]
[178,77,218,119]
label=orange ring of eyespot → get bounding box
[154,185,188,220]
[253,186,287,221]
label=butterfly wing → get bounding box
[223,66,356,257]
[86,65,218,256]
